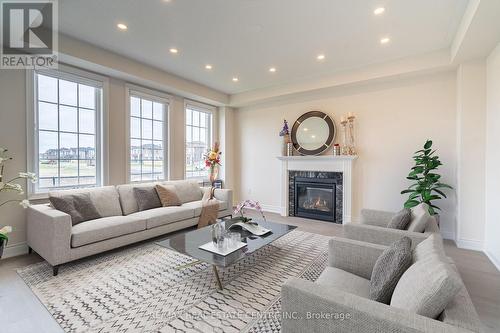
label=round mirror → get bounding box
[291,111,335,155]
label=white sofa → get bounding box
[27,180,232,275]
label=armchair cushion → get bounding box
[387,208,411,229]
[369,237,413,304]
[391,255,463,319]
[413,233,446,262]
[408,203,431,232]
[316,266,370,298]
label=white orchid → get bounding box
[19,199,30,208]
[0,147,32,210]
[0,226,12,234]
[0,225,12,245]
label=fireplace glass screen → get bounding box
[294,177,336,222]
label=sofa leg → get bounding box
[28,247,33,254]
[53,265,60,276]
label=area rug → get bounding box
[17,230,329,333]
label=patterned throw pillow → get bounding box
[387,208,412,230]
[133,187,162,211]
[49,193,101,226]
[155,184,182,207]
[369,237,413,304]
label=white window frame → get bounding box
[125,84,171,183]
[184,100,216,180]
[26,64,109,198]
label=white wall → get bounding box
[234,72,458,236]
[455,61,486,249]
[485,43,500,269]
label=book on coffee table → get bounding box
[228,222,271,236]
[199,241,247,256]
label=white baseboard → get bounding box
[1,242,29,259]
[259,204,283,215]
[456,238,484,251]
[484,250,500,272]
[440,230,455,241]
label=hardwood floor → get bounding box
[0,212,499,332]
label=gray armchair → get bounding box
[281,237,482,333]
[344,204,440,248]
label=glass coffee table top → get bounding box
[156,219,297,268]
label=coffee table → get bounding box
[156,219,297,290]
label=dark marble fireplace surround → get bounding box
[289,170,343,223]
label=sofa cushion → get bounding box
[156,184,182,207]
[117,182,158,215]
[49,193,101,226]
[182,199,228,216]
[171,180,203,204]
[50,186,123,217]
[407,203,431,232]
[391,255,463,319]
[387,208,411,230]
[71,215,146,247]
[133,186,162,211]
[369,237,413,304]
[128,206,195,229]
[413,233,446,263]
[316,266,370,298]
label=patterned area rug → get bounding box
[18,230,329,333]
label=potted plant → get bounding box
[0,225,12,258]
[401,140,452,221]
[0,147,36,258]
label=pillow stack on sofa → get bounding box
[387,204,430,232]
[45,180,229,249]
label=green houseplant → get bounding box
[401,140,452,216]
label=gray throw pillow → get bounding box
[133,187,162,211]
[369,237,413,304]
[391,255,463,318]
[49,193,101,226]
[387,208,411,229]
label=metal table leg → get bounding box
[213,265,223,290]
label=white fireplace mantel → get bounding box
[277,155,357,224]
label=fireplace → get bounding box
[294,177,336,222]
[288,170,343,223]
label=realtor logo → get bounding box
[1,0,58,69]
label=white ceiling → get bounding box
[58,0,468,95]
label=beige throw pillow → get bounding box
[155,184,182,207]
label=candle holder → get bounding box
[340,119,349,155]
[347,115,356,155]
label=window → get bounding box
[31,69,103,193]
[128,89,169,182]
[185,103,214,179]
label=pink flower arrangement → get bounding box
[233,200,266,222]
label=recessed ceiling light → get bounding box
[205,64,213,70]
[169,48,179,54]
[317,54,325,61]
[117,23,128,30]
[232,77,239,82]
[269,67,276,73]
[374,7,385,15]
[380,37,390,44]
